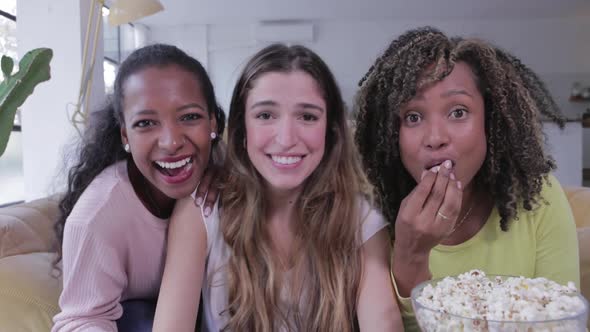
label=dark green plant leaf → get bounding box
[0,48,53,156]
[1,56,14,80]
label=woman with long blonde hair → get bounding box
[153,44,402,331]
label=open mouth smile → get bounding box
[153,156,194,183]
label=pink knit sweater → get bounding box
[52,161,168,332]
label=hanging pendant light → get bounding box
[108,0,164,26]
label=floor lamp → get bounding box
[71,0,164,135]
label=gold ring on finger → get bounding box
[437,210,451,220]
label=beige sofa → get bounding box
[0,196,61,331]
[0,188,589,331]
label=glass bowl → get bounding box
[410,274,589,332]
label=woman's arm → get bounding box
[152,196,208,332]
[52,222,127,332]
[534,175,580,287]
[391,167,462,298]
[357,229,403,331]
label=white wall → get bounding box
[152,17,590,113]
[544,122,583,187]
[18,0,105,200]
[149,25,208,69]
[151,16,590,185]
[542,74,590,172]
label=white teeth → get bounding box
[155,157,191,169]
[271,155,302,165]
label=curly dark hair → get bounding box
[354,26,565,232]
[53,44,226,267]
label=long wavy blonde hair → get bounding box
[220,44,373,331]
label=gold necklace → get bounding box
[450,201,475,234]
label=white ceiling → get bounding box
[138,0,590,26]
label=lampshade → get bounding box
[108,0,164,26]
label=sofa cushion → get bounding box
[0,196,60,259]
[0,252,61,331]
[564,186,590,228]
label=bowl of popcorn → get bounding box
[411,270,588,332]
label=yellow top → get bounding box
[392,175,581,331]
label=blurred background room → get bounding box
[1,0,589,206]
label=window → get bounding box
[0,3,141,206]
[102,6,143,94]
[103,6,118,93]
[0,0,24,206]
[104,58,117,94]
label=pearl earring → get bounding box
[210,132,217,140]
[124,144,130,153]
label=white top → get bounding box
[199,199,388,332]
[52,161,168,332]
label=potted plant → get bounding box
[0,48,52,157]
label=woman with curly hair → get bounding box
[154,44,402,331]
[354,26,580,330]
